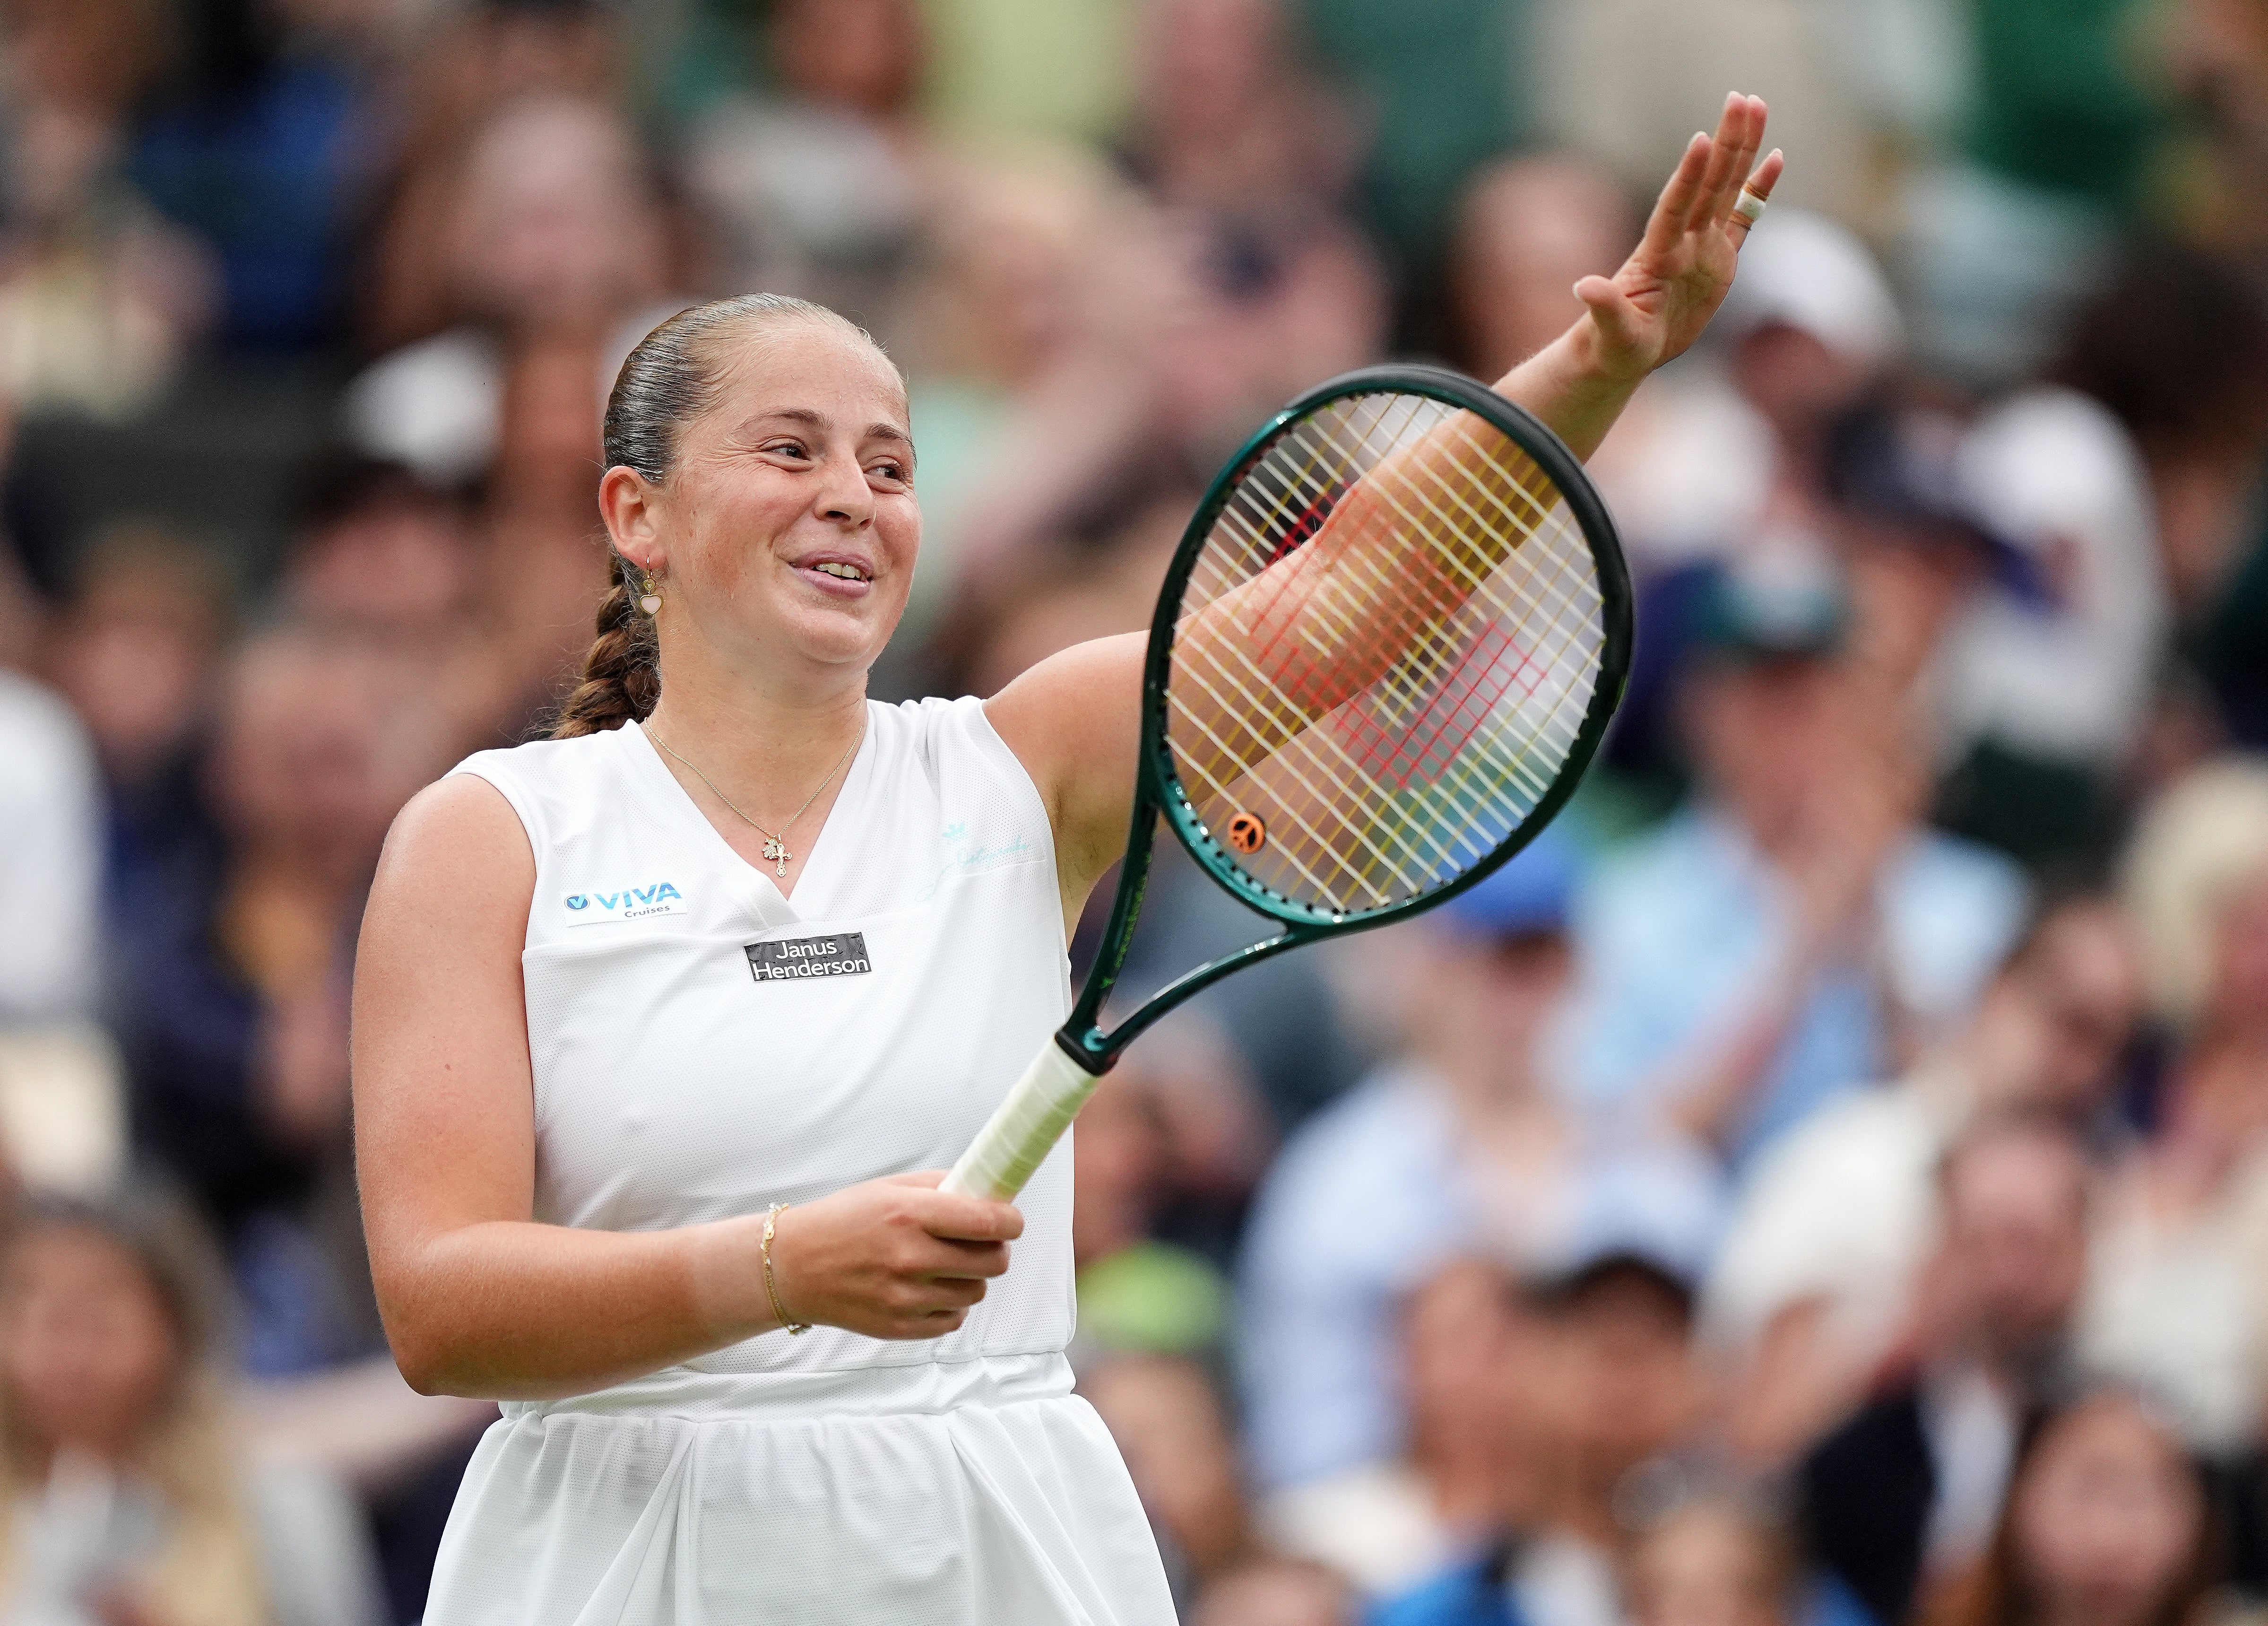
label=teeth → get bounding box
[812,562,866,581]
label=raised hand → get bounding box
[1573,92,1784,385]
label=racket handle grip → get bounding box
[942,1037,1105,1201]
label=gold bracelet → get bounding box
[761,1203,809,1335]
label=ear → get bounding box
[600,466,667,574]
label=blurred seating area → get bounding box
[4,0,2268,1622]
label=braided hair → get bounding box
[552,294,882,739]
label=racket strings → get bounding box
[1166,391,1606,915]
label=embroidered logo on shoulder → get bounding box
[563,882,686,925]
[746,932,872,983]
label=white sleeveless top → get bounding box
[424,698,1171,1626]
[455,696,1076,1403]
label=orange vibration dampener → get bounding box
[1225,812,1267,855]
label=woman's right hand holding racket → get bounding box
[756,1174,1023,1339]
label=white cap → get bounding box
[1718,209,1904,368]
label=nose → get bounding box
[814,452,874,530]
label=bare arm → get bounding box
[992,96,1783,921]
[353,775,1024,1401]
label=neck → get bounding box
[1413,1422,1511,1529]
[2036,1590,2159,1626]
[1432,1039,1553,1128]
[640,653,871,814]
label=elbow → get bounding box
[387,1322,464,1399]
[377,1278,491,1400]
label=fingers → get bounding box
[1685,93,1749,231]
[1640,131,1713,256]
[1575,275,1642,353]
[1693,93,1767,231]
[928,1236,1014,1279]
[1746,147,1786,204]
[1726,148,1786,247]
[911,1183,1025,1243]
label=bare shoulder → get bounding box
[365,772,535,936]
[983,631,1147,899]
[983,632,1147,766]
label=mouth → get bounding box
[791,554,874,598]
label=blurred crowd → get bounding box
[4,0,2268,1623]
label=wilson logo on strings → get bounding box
[563,883,685,924]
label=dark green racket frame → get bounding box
[1052,364,1634,1074]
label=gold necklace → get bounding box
[646,722,863,877]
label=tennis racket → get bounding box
[943,364,1632,1200]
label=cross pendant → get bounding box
[762,837,790,875]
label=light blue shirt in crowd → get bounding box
[1567,808,2028,1166]
[1236,1063,1725,1492]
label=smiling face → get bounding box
[604,316,919,693]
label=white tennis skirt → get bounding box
[423,1353,1175,1625]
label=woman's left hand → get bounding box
[1572,92,1783,385]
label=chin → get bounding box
[780,607,903,672]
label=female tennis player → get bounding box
[353,96,1779,1624]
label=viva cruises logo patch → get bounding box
[563,882,685,924]
[746,932,873,983]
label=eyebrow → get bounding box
[742,409,916,467]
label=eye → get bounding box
[870,459,911,486]
[762,439,811,461]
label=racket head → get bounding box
[1140,364,1632,936]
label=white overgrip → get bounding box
[942,1038,1104,1201]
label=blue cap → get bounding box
[1434,825,1580,941]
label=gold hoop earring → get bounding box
[638,572,662,617]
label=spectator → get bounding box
[1709,896,2144,1464]
[1192,1553,1358,1626]
[1799,1115,2095,1626]
[359,0,629,353]
[0,0,215,417]
[277,451,515,757]
[342,95,675,489]
[1449,157,1636,386]
[1295,0,1522,315]
[1126,0,1386,466]
[0,1189,384,1626]
[1121,0,1359,218]
[1262,1259,1543,1596]
[1571,558,2028,1164]
[108,630,440,1375]
[1239,830,1723,1492]
[1622,1494,1800,1626]
[1930,387,2168,868]
[2079,759,2268,1452]
[902,136,1383,674]
[1916,1387,2215,1626]
[2051,250,2268,622]
[126,0,379,351]
[1583,213,1905,808]
[1069,1039,1240,1358]
[46,525,232,806]
[1373,1246,1711,1626]
[0,668,102,1027]
[679,0,930,348]
[1619,211,1903,576]
[1084,1354,1256,1606]
[1516,1251,1713,1626]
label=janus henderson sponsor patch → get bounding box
[745,932,873,983]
